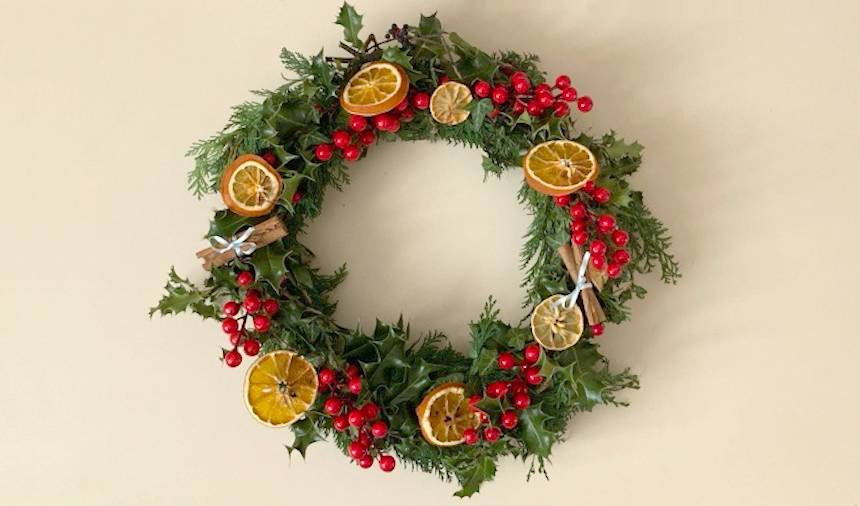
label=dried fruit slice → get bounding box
[415,382,480,446]
[523,140,599,196]
[530,294,584,350]
[429,82,472,125]
[340,61,409,116]
[220,154,283,217]
[244,350,318,427]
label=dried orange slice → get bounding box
[523,140,598,196]
[415,382,480,446]
[430,82,472,126]
[220,154,282,217]
[530,294,584,351]
[244,350,318,427]
[340,62,409,116]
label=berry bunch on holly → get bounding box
[472,70,592,120]
[318,364,396,472]
[219,270,278,367]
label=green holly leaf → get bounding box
[454,456,496,498]
[468,348,498,376]
[388,358,446,405]
[603,133,644,160]
[311,49,335,96]
[336,2,364,49]
[250,241,290,289]
[418,13,442,36]
[381,47,414,72]
[285,417,323,459]
[279,173,304,212]
[206,210,256,239]
[467,98,494,130]
[362,324,409,390]
[149,268,217,318]
[518,404,554,457]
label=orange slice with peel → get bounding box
[415,382,480,446]
[429,82,472,126]
[340,62,409,116]
[220,154,282,217]
[530,294,584,351]
[523,140,599,196]
[244,350,318,427]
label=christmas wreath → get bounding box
[152,3,679,497]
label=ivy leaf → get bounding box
[250,241,290,289]
[149,268,216,318]
[388,358,445,405]
[518,404,554,457]
[285,417,323,459]
[381,47,414,72]
[468,98,494,130]
[336,2,364,49]
[454,456,496,498]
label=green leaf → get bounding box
[149,268,217,318]
[336,2,364,49]
[311,49,335,95]
[454,456,496,497]
[381,47,414,72]
[388,358,445,405]
[362,324,409,391]
[468,98,494,130]
[418,13,442,36]
[279,173,304,211]
[518,405,554,457]
[469,348,498,376]
[285,417,323,459]
[603,134,644,160]
[206,210,255,239]
[250,242,290,289]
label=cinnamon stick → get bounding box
[196,215,288,271]
[558,242,606,325]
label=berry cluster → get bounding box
[219,270,278,367]
[464,343,545,444]
[472,70,592,120]
[318,364,396,472]
[314,90,429,164]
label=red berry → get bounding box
[590,240,607,256]
[523,343,541,364]
[261,299,278,315]
[597,214,616,232]
[535,83,552,94]
[343,144,361,161]
[463,428,479,445]
[348,441,367,459]
[371,420,388,438]
[536,92,554,109]
[261,151,278,166]
[324,397,343,416]
[577,96,593,112]
[591,254,606,270]
[570,202,587,220]
[473,80,491,98]
[512,392,531,410]
[438,75,450,84]
[491,85,509,105]
[358,454,373,468]
[243,338,260,356]
[387,118,402,133]
[332,130,351,149]
[512,101,526,115]
[553,101,569,117]
[362,402,379,420]
[607,262,622,279]
[561,87,578,102]
[511,71,528,84]
[500,410,518,429]
[468,394,482,406]
[572,231,589,245]
[245,289,261,299]
[395,97,410,111]
[512,78,530,94]
[378,454,396,472]
[411,92,430,110]
[345,363,361,378]
[571,220,587,233]
[526,100,543,116]
[236,271,254,287]
[358,130,376,145]
[524,367,543,385]
[229,332,243,346]
[348,376,362,395]
[611,229,629,247]
[291,191,302,205]
[243,295,261,313]
[509,379,527,395]
[252,314,271,332]
[224,350,242,367]
[555,75,571,89]
[483,427,501,442]
[348,114,367,132]
[222,300,240,316]
[592,187,611,204]
[583,180,595,193]
[591,323,605,336]
[554,195,570,207]
[347,409,366,427]
[497,352,515,370]
[319,368,336,385]
[613,249,630,264]
[373,114,393,131]
[400,107,415,122]
[221,318,238,334]
[314,143,333,161]
[486,381,508,399]
[332,415,349,432]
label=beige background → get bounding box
[1,0,859,504]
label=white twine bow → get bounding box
[555,251,592,309]
[209,226,256,257]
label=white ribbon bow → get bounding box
[555,250,592,309]
[209,226,256,257]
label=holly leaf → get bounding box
[418,13,442,36]
[454,456,496,498]
[250,241,290,289]
[387,358,445,405]
[468,98,494,130]
[468,348,497,376]
[311,49,335,96]
[518,404,554,457]
[603,133,644,160]
[336,2,364,49]
[206,210,256,239]
[149,268,216,318]
[381,47,414,72]
[285,417,322,459]
[362,323,409,390]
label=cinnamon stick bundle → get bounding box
[558,242,606,325]
[196,215,287,270]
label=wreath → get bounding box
[151,3,679,497]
